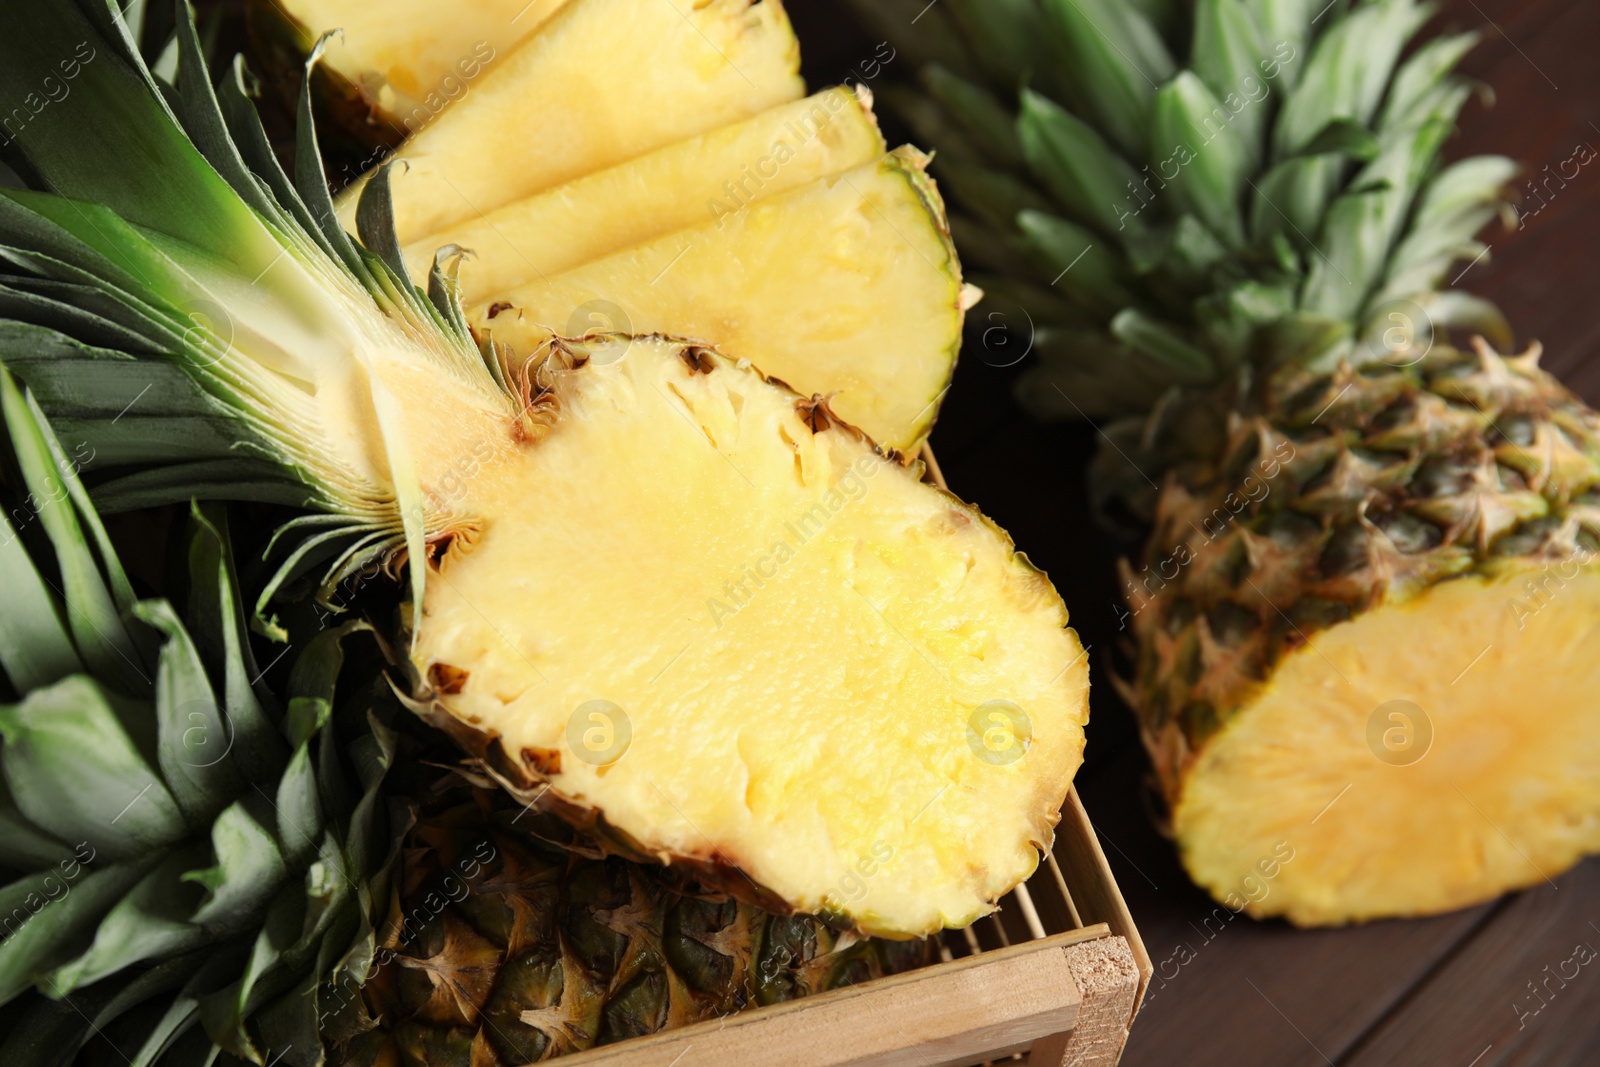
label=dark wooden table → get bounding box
[793,1,1600,1062]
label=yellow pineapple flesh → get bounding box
[401,87,886,303]
[334,0,803,241]
[1130,342,1600,925]
[468,150,966,451]
[406,336,1090,938]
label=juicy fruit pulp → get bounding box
[1178,566,1600,925]
[329,0,963,452]
[410,336,1090,937]
[262,0,568,131]
[334,0,803,242]
[400,87,887,303]
[1129,344,1600,925]
[331,782,934,1063]
[471,149,964,451]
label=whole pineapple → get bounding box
[853,0,1600,924]
[327,780,932,1064]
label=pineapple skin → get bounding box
[1125,341,1600,816]
[325,783,933,1065]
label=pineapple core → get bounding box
[1177,566,1600,926]
[411,337,1089,937]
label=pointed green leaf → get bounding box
[1042,0,1175,158]
[922,65,1024,169]
[1241,0,1313,92]
[197,885,304,1060]
[0,784,70,870]
[186,799,288,931]
[275,737,325,870]
[1377,155,1516,304]
[427,245,474,342]
[1249,154,1337,246]
[1110,308,1215,379]
[3,361,145,695]
[134,599,244,826]
[1018,90,1148,239]
[0,1,284,280]
[1273,0,1431,158]
[1151,72,1249,247]
[1015,210,1137,316]
[1191,0,1272,165]
[0,477,81,696]
[1381,32,1479,130]
[0,857,158,1004]
[1303,82,1471,319]
[188,504,288,786]
[1297,118,1381,161]
[355,162,413,285]
[45,847,210,992]
[129,939,254,1067]
[945,0,1063,97]
[0,676,185,860]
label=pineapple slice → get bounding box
[1176,566,1600,926]
[252,0,568,141]
[410,336,1090,938]
[469,150,964,451]
[334,0,803,242]
[401,87,887,303]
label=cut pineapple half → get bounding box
[410,335,1090,938]
[1176,565,1600,927]
[335,0,803,242]
[401,87,886,304]
[255,0,568,131]
[468,149,965,451]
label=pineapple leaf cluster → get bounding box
[0,366,405,1067]
[851,0,1517,424]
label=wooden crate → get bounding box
[561,449,1150,1066]
[558,787,1149,1067]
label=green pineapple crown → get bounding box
[851,0,1517,424]
[0,362,407,1067]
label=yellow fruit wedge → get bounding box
[410,335,1091,938]
[401,87,887,304]
[253,0,568,139]
[1175,565,1600,927]
[335,0,802,241]
[469,149,967,451]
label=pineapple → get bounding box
[327,777,932,1063]
[858,0,1600,924]
[0,372,923,1065]
[0,1,1090,940]
[246,0,570,156]
[315,0,967,452]
[0,367,406,1066]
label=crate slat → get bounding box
[562,928,1118,1067]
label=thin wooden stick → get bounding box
[1046,851,1085,929]
[1013,881,1048,939]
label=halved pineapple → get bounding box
[334,0,803,241]
[401,87,886,302]
[469,150,965,451]
[1176,565,1600,926]
[250,0,568,147]
[409,335,1090,938]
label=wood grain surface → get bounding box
[793,0,1600,1062]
